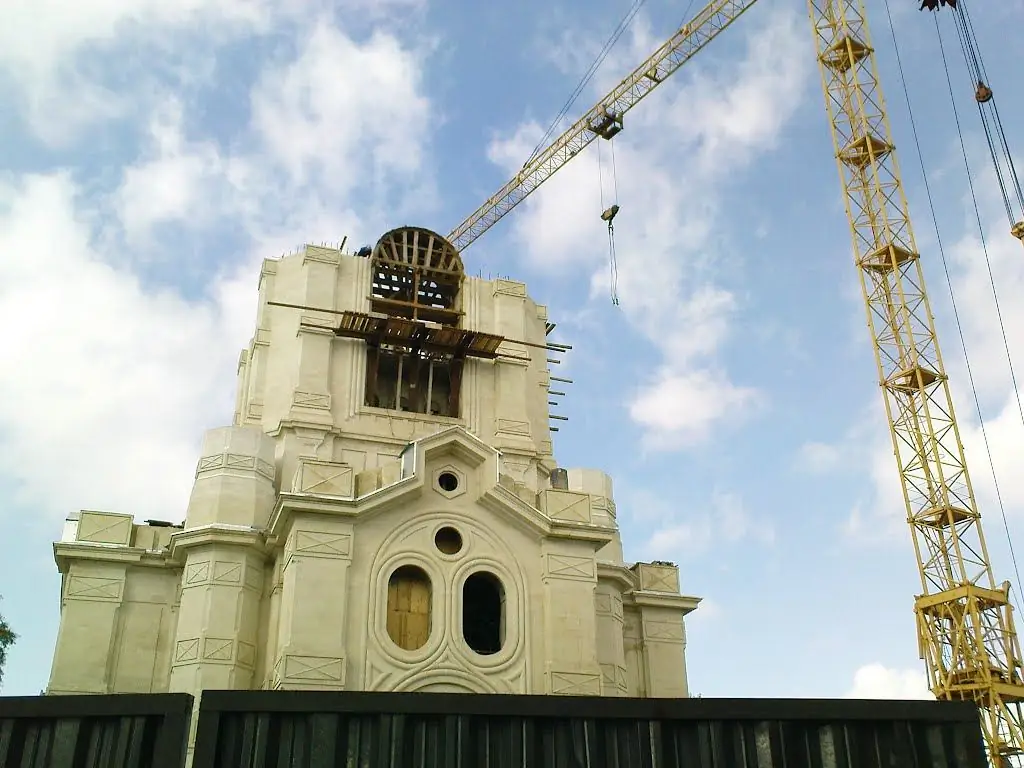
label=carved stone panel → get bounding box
[76,512,132,546]
[548,670,601,695]
[544,554,595,581]
[292,459,354,497]
[635,562,680,594]
[544,489,592,524]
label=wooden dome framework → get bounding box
[370,227,465,326]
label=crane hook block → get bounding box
[919,0,956,9]
[975,82,993,103]
[601,204,620,223]
[1011,221,1024,244]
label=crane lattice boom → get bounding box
[446,0,760,253]
[810,1,1024,763]
[438,0,1024,762]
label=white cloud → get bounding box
[796,441,843,473]
[640,489,775,559]
[630,369,760,451]
[250,23,432,190]
[0,173,239,521]
[486,8,811,450]
[117,97,235,241]
[0,17,437,526]
[845,663,933,700]
[0,0,426,145]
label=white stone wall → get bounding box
[47,243,700,709]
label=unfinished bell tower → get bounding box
[47,225,701,707]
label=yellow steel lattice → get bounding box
[808,0,1024,763]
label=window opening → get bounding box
[435,526,463,555]
[365,347,459,417]
[437,472,459,493]
[462,571,505,655]
[386,565,432,651]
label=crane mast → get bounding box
[436,0,1024,762]
[809,1,1024,763]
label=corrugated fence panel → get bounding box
[0,693,193,768]
[193,691,988,768]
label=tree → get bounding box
[0,599,15,689]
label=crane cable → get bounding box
[934,16,1024,435]
[882,0,1024,593]
[949,0,1024,241]
[597,140,621,305]
[524,0,649,167]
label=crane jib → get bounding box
[446,0,762,253]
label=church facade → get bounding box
[46,227,700,702]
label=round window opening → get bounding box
[434,526,463,555]
[438,471,460,493]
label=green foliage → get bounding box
[0,600,15,688]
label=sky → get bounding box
[0,0,1022,702]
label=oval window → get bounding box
[386,565,432,651]
[462,571,505,655]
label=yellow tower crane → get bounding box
[437,0,1024,763]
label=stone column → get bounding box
[540,540,602,695]
[167,427,277,761]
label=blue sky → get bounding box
[1,0,1022,701]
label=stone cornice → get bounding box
[52,541,178,572]
[167,524,269,563]
[596,562,638,591]
[625,590,702,615]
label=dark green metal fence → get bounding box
[0,692,192,768]
[192,691,987,768]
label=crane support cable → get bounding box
[525,0,648,167]
[949,0,1024,240]
[810,0,1024,763]
[447,0,762,253]
[934,16,1024,436]
[885,0,1024,655]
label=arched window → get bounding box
[462,571,505,655]
[386,565,432,651]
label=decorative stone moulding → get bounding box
[433,466,466,499]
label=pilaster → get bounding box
[47,557,129,694]
[272,514,354,690]
[540,539,602,695]
[594,580,627,695]
[629,590,699,698]
[288,247,338,426]
[492,280,535,451]
[241,259,276,427]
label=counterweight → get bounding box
[808,0,1024,763]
